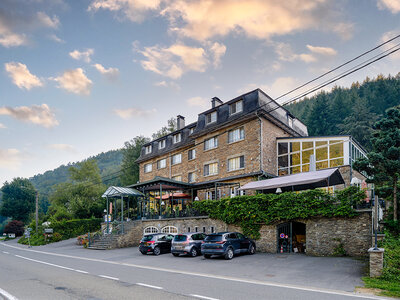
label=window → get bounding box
[173,133,181,144]
[157,158,166,169]
[204,137,218,150]
[172,175,182,181]
[228,156,245,171]
[205,191,216,200]
[195,226,198,232]
[188,172,195,183]
[161,226,178,234]
[158,139,166,149]
[230,100,243,115]
[210,226,215,233]
[171,153,182,165]
[228,127,244,143]
[145,145,152,154]
[288,115,293,128]
[204,162,218,176]
[189,127,195,135]
[144,226,158,234]
[144,163,152,173]
[187,227,191,232]
[206,111,217,124]
[188,149,196,160]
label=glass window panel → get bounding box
[278,168,288,176]
[302,141,313,150]
[290,166,301,174]
[278,155,288,168]
[278,143,288,155]
[330,158,344,168]
[302,164,310,172]
[316,160,328,170]
[316,147,328,161]
[302,149,314,164]
[290,142,300,152]
[329,141,343,159]
[316,141,327,147]
[290,152,301,166]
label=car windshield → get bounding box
[142,235,154,242]
[174,235,187,242]
[204,235,222,242]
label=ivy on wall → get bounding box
[193,187,366,239]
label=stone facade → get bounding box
[114,211,372,257]
[368,248,384,277]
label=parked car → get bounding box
[139,233,174,255]
[171,233,206,257]
[201,232,256,260]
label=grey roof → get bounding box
[102,186,143,198]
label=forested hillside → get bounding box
[287,73,400,150]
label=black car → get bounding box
[171,233,206,257]
[201,232,256,260]
[139,233,174,255]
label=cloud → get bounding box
[5,62,43,90]
[134,41,226,78]
[153,80,181,90]
[187,96,209,108]
[93,63,119,79]
[48,144,76,153]
[69,49,94,63]
[273,42,316,63]
[37,12,60,28]
[306,45,337,56]
[48,34,65,43]
[377,0,400,13]
[113,107,157,119]
[0,104,59,128]
[381,30,400,60]
[0,123,6,129]
[52,68,93,95]
[88,0,163,22]
[0,148,23,171]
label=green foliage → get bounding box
[151,118,177,140]
[0,178,36,223]
[332,238,347,256]
[193,187,364,239]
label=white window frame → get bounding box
[230,100,243,115]
[144,163,152,173]
[144,226,159,234]
[145,145,152,154]
[204,162,218,176]
[161,226,178,234]
[171,153,182,165]
[188,149,196,160]
[188,172,195,183]
[204,137,218,151]
[158,139,166,149]
[189,127,195,135]
[228,127,245,144]
[206,111,217,125]
[157,158,166,169]
[228,156,245,171]
[172,175,182,181]
[173,133,181,144]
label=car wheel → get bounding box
[172,253,179,257]
[204,254,211,259]
[248,244,256,255]
[153,246,161,256]
[189,247,198,257]
[225,247,234,260]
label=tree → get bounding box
[152,118,177,140]
[4,220,24,236]
[353,105,400,221]
[0,178,36,223]
[120,136,150,186]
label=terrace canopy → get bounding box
[238,168,344,193]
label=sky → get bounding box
[0,0,400,186]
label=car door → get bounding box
[237,232,250,252]
[157,234,167,252]
[227,233,240,253]
[165,234,174,252]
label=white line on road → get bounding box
[0,287,19,300]
[2,243,389,300]
[74,270,89,274]
[15,255,75,271]
[2,251,9,254]
[190,294,220,300]
[136,283,163,290]
[98,275,119,281]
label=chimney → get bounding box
[211,97,223,108]
[177,115,185,130]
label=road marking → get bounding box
[0,287,19,300]
[136,283,163,290]
[1,243,388,300]
[15,255,75,271]
[190,294,219,300]
[98,275,119,281]
[2,251,9,254]
[74,270,89,274]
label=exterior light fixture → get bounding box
[194,196,200,201]
[276,187,282,193]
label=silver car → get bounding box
[171,232,206,257]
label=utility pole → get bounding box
[35,190,39,234]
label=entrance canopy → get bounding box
[238,168,344,193]
[102,186,143,198]
[128,176,193,192]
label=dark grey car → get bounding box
[171,233,206,257]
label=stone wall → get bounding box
[114,211,372,257]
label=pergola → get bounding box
[101,186,143,234]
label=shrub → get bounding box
[4,220,24,236]
[51,218,102,239]
[51,232,63,242]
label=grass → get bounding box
[363,277,400,298]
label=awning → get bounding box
[155,193,191,200]
[102,186,144,198]
[238,168,344,193]
[128,176,194,191]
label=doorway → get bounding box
[277,222,306,253]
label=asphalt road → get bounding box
[0,240,391,300]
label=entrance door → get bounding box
[277,222,292,253]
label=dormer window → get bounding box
[145,145,152,154]
[206,111,217,125]
[173,133,181,144]
[159,139,166,149]
[288,115,294,128]
[189,127,195,135]
[230,100,243,115]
